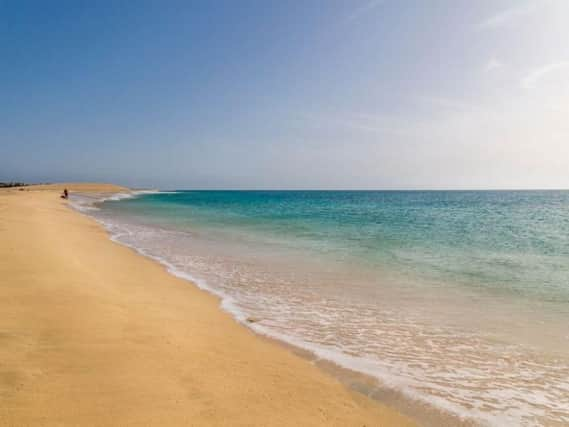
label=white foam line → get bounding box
[68,189,179,212]
[87,216,247,320]
[99,189,169,202]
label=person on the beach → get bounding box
[61,188,68,199]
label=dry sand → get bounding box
[0,183,415,426]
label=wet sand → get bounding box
[0,183,414,426]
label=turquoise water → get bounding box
[81,191,569,426]
[108,190,569,300]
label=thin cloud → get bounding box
[338,114,413,136]
[522,61,569,88]
[484,58,504,73]
[416,96,477,112]
[478,2,536,30]
[348,0,385,22]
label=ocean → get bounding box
[72,190,569,426]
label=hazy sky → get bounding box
[2,0,568,189]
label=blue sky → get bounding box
[2,0,568,189]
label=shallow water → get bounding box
[73,190,569,426]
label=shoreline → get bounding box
[0,183,414,426]
[71,187,475,427]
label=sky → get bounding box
[1,0,569,189]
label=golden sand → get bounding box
[0,184,415,426]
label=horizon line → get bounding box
[157,188,569,192]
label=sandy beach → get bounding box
[0,183,414,426]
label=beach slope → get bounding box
[0,184,414,426]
